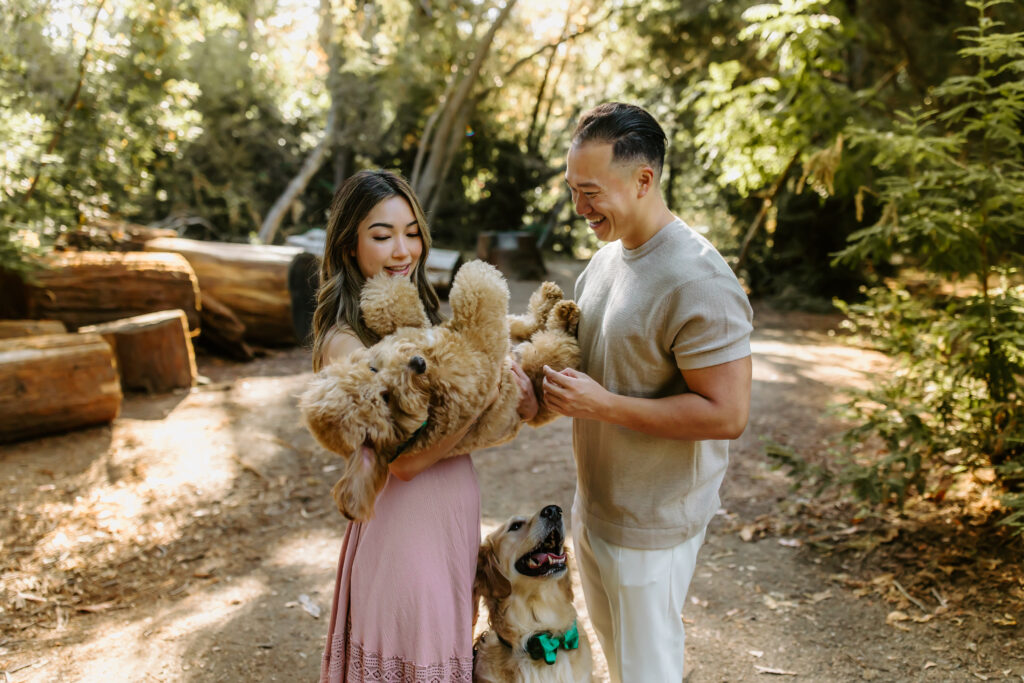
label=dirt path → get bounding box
[1,259,1021,682]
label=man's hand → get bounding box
[510,359,539,421]
[541,365,611,420]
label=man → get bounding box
[542,102,753,682]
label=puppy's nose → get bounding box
[408,356,427,374]
[541,505,561,521]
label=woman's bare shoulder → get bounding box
[320,326,365,366]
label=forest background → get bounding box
[2,0,1023,532]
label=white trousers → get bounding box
[572,514,706,683]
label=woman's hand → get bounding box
[510,359,538,422]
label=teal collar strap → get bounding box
[389,420,428,463]
[524,621,580,665]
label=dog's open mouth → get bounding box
[514,526,567,577]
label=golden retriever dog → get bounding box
[474,505,592,683]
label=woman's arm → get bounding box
[389,379,503,481]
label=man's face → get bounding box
[565,141,640,244]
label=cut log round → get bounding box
[144,237,319,346]
[0,332,122,443]
[79,310,197,393]
[20,251,201,332]
[0,320,67,340]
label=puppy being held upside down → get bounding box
[474,505,592,683]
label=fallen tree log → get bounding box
[79,310,197,393]
[194,292,254,361]
[0,320,67,340]
[19,251,201,332]
[144,237,319,346]
[0,333,122,443]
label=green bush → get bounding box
[832,0,1024,531]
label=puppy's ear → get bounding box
[475,538,511,602]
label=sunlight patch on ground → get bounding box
[752,339,886,389]
[264,527,345,571]
[51,577,269,682]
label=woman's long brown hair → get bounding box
[310,170,442,370]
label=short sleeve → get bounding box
[666,274,753,371]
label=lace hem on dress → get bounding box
[324,632,473,683]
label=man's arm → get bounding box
[541,355,752,441]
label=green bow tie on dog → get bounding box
[525,621,580,665]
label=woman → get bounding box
[312,169,535,682]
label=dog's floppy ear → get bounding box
[360,272,430,337]
[475,537,512,602]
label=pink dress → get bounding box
[319,454,480,683]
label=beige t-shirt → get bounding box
[572,218,753,549]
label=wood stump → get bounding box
[144,237,319,346]
[476,231,546,280]
[19,251,201,332]
[0,333,122,443]
[0,320,67,340]
[79,310,197,393]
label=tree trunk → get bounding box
[258,103,339,245]
[144,237,319,346]
[20,251,201,332]
[0,320,66,340]
[734,149,802,273]
[79,310,197,393]
[0,332,122,443]
[411,0,518,209]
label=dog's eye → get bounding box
[508,520,524,532]
[369,365,378,373]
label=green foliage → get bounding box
[834,0,1024,531]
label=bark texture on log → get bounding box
[0,332,121,443]
[0,320,67,340]
[21,251,201,332]
[144,237,318,346]
[79,310,197,393]
[194,293,255,361]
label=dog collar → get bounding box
[496,621,579,665]
[389,420,428,462]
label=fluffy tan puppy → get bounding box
[474,505,592,683]
[300,260,579,521]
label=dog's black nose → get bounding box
[541,505,561,521]
[408,356,427,374]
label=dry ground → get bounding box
[1,258,1022,682]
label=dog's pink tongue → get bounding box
[360,443,375,466]
[533,552,566,564]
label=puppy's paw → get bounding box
[547,300,580,337]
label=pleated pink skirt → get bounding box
[319,454,480,683]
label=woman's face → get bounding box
[353,195,423,279]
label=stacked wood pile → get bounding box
[0,229,324,442]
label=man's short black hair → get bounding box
[571,102,667,175]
